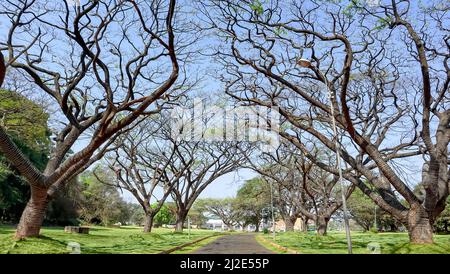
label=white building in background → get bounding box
[206,219,226,231]
[205,218,263,232]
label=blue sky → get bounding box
[119,168,258,203]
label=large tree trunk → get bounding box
[254,220,260,232]
[0,52,5,87]
[300,217,309,233]
[389,224,398,232]
[175,210,187,232]
[143,213,154,233]
[284,216,295,232]
[407,205,433,244]
[316,216,329,236]
[15,187,49,239]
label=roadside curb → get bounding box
[158,234,221,254]
[256,235,300,254]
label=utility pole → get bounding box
[269,180,276,240]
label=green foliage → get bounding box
[347,188,376,231]
[249,0,264,16]
[342,0,364,19]
[0,89,51,223]
[154,204,176,227]
[77,167,131,226]
[188,200,208,227]
[373,17,391,30]
[196,197,243,228]
[0,89,51,153]
[125,203,145,226]
[273,26,288,36]
[44,177,80,226]
[347,188,401,232]
[434,197,450,233]
[0,226,219,254]
[0,163,29,223]
[235,177,271,230]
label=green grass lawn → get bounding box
[0,225,220,254]
[259,231,450,254]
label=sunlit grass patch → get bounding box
[0,225,219,254]
[261,231,450,254]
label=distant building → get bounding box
[206,219,226,231]
[205,219,261,232]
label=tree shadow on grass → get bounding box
[0,230,14,235]
[33,235,69,247]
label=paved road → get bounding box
[192,234,274,254]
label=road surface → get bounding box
[192,234,274,254]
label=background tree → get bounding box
[235,178,271,232]
[44,177,80,226]
[169,140,247,232]
[77,168,127,226]
[126,203,146,226]
[0,89,50,223]
[153,203,176,228]
[103,117,185,232]
[347,188,377,232]
[248,141,354,235]
[200,198,243,229]
[434,197,450,234]
[188,200,208,228]
[348,188,401,232]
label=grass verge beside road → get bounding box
[260,231,450,254]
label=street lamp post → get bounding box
[297,58,353,254]
[269,180,276,240]
[374,205,377,231]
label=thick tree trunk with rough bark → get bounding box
[407,205,434,244]
[316,216,329,236]
[300,217,309,232]
[143,214,154,233]
[175,210,187,232]
[284,216,297,232]
[389,224,398,232]
[284,218,294,232]
[15,187,49,239]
